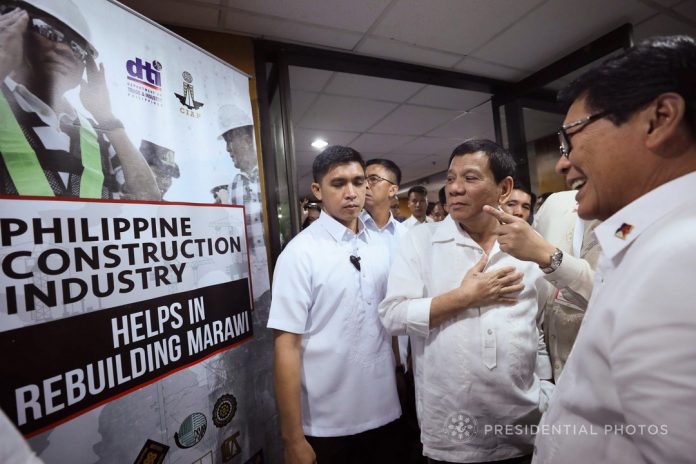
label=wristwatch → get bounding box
[540,248,563,274]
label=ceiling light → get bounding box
[311,139,328,149]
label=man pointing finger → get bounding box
[483,205,557,267]
[483,194,601,384]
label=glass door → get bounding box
[255,54,300,271]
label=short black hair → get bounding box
[312,145,365,183]
[448,139,516,183]
[513,180,537,207]
[408,185,427,198]
[558,35,696,135]
[438,186,446,205]
[366,158,402,185]
[512,180,537,224]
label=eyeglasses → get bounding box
[30,17,98,63]
[557,110,610,157]
[366,174,395,186]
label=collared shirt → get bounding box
[227,167,270,298]
[403,214,434,229]
[534,171,696,464]
[360,209,407,263]
[361,209,409,365]
[380,214,553,463]
[267,212,401,437]
[1,77,122,198]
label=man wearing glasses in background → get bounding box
[0,0,158,200]
[361,158,425,463]
[533,35,696,463]
[362,159,407,259]
[268,146,401,464]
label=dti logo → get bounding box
[126,58,162,89]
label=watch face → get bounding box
[541,249,563,274]
[551,249,563,267]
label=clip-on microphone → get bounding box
[350,255,361,271]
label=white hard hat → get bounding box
[25,0,96,56]
[218,103,252,139]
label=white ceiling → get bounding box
[119,0,696,196]
[290,67,495,196]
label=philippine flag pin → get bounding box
[614,222,634,240]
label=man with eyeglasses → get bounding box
[362,159,407,260]
[268,146,401,464]
[361,158,425,462]
[532,35,696,464]
[0,0,159,200]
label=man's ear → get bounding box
[644,92,686,154]
[388,184,398,199]
[498,176,514,204]
[311,182,322,201]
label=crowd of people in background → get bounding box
[271,35,696,464]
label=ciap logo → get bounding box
[126,57,163,106]
[175,71,204,118]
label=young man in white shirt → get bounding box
[268,146,401,464]
[533,35,696,464]
[403,185,433,228]
[380,139,554,464]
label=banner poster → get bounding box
[0,0,278,462]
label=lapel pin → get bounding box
[614,223,634,240]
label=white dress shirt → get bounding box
[361,210,407,262]
[361,210,410,366]
[267,212,401,437]
[534,171,696,464]
[403,214,434,229]
[380,215,554,463]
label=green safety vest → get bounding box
[0,91,105,198]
